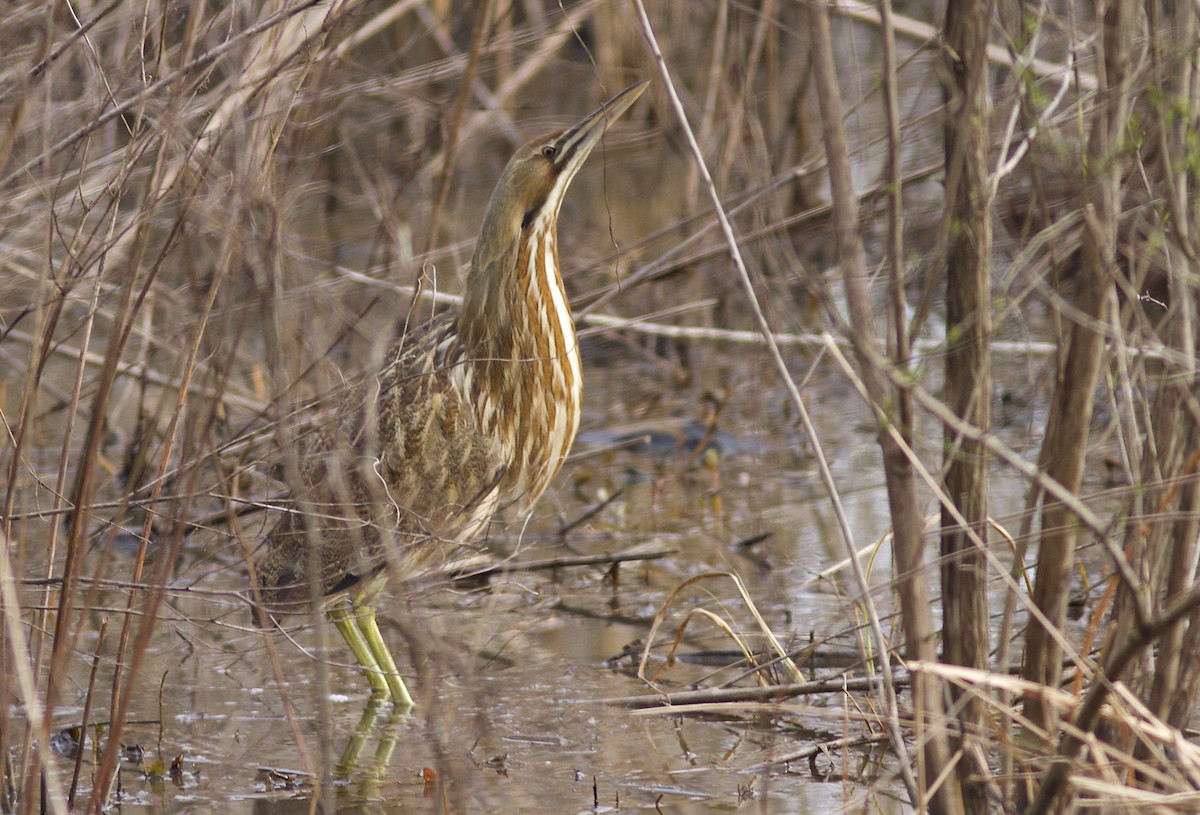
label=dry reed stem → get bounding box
[635,570,803,688]
[422,0,494,255]
[0,534,69,815]
[416,0,598,180]
[821,338,1092,665]
[915,660,1200,809]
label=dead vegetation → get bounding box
[2,0,1200,813]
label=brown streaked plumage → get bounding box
[253,81,649,707]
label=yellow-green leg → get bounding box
[328,600,414,708]
[355,605,415,708]
[330,601,390,698]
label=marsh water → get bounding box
[24,334,1103,814]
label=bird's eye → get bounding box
[541,145,557,159]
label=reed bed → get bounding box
[2,1,1199,812]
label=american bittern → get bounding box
[253,81,649,707]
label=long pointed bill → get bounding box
[551,80,650,178]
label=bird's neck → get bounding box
[458,217,575,363]
[456,214,583,505]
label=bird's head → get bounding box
[472,81,650,269]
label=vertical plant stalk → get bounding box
[422,0,494,256]
[1021,0,1134,736]
[874,4,927,798]
[802,2,960,813]
[226,6,359,804]
[37,155,166,810]
[415,2,597,181]
[0,534,69,815]
[67,620,106,809]
[1141,0,1200,734]
[83,215,192,815]
[88,209,225,811]
[714,0,775,193]
[630,0,927,809]
[940,2,993,813]
[684,0,728,211]
[16,197,119,815]
[3,267,62,815]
